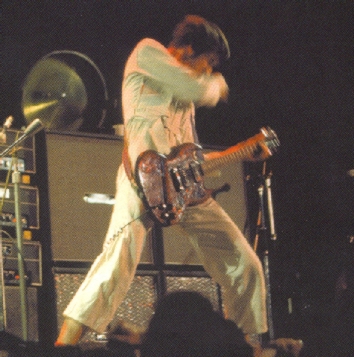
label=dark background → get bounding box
[2,1,354,354]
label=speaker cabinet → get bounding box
[165,272,222,312]
[53,268,222,343]
[45,132,153,263]
[3,286,39,342]
[54,268,157,343]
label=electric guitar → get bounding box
[135,127,280,226]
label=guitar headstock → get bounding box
[260,126,280,154]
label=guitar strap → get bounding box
[122,136,138,189]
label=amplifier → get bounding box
[0,183,39,229]
[0,129,36,175]
[1,238,42,286]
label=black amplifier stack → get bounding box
[0,129,40,237]
[0,129,41,341]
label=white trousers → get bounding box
[64,170,268,335]
[180,198,268,334]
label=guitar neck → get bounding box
[201,137,262,174]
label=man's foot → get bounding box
[55,318,84,346]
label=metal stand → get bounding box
[0,231,5,332]
[13,155,28,341]
[0,119,44,341]
[0,152,28,341]
[253,162,277,340]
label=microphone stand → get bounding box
[13,153,28,341]
[0,116,14,334]
[0,228,5,333]
[265,172,277,241]
[253,162,276,341]
[0,119,44,341]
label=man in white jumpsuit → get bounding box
[56,15,269,347]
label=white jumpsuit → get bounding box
[63,38,268,335]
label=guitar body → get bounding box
[136,143,210,226]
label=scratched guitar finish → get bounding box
[136,127,280,226]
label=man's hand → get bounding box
[248,142,274,162]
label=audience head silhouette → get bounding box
[140,290,253,357]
